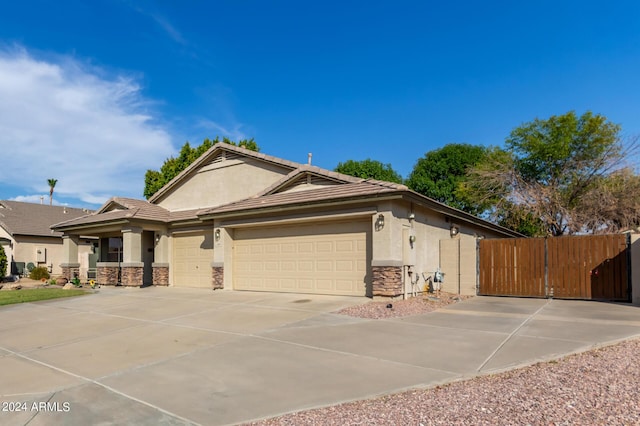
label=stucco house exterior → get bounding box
[52,143,521,297]
[0,200,94,278]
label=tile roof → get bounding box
[51,197,202,229]
[199,179,406,217]
[0,201,92,238]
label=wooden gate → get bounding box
[479,234,630,301]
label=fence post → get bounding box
[544,237,550,298]
[476,237,480,295]
[626,233,632,302]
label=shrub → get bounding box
[29,266,50,281]
[0,244,6,278]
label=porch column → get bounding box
[152,230,169,286]
[121,227,143,287]
[371,205,404,297]
[60,235,80,281]
[211,223,228,290]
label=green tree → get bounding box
[334,159,403,184]
[466,111,639,235]
[47,178,57,206]
[0,244,7,278]
[144,137,260,199]
[406,143,488,214]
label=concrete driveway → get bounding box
[1,287,640,425]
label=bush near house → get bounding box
[29,266,50,281]
[0,244,7,279]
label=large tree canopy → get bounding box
[144,137,259,199]
[334,159,403,184]
[465,111,639,236]
[406,143,488,215]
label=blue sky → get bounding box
[1,0,639,208]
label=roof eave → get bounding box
[51,219,130,233]
[401,191,525,238]
[198,193,403,220]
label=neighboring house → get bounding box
[0,201,94,278]
[52,143,521,297]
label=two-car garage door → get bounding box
[233,220,370,296]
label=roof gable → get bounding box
[148,143,301,204]
[257,165,365,197]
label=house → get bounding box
[0,201,94,278]
[52,143,521,297]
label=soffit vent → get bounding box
[208,150,243,165]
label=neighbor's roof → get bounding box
[0,200,92,238]
[52,197,203,230]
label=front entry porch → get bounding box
[60,227,167,287]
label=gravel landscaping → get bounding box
[248,337,640,425]
[335,292,470,319]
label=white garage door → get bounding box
[172,231,213,288]
[234,220,370,296]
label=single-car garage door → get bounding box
[233,220,370,296]
[172,231,213,288]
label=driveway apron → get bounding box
[1,287,639,425]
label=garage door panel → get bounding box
[316,261,333,272]
[317,242,333,252]
[299,261,313,271]
[234,220,369,296]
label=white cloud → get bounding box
[0,47,175,205]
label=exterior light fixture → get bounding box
[376,214,385,230]
[450,225,459,237]
[214,229,221,242]
[155,234,160,243]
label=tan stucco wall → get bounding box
[373,201,510,296]
[12,235,92,276]
[157,158,291,211]
[631,234,640,305]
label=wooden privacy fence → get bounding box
[478,234,630,301]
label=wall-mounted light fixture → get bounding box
[214,228,221,242]
[409,235,416,244]
[155,233,160,243]
[408,212,415,222]
[376,214,385,230]
[450,225,459,237]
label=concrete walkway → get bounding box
[1,287,639,425]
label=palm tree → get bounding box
[47,179,57,206]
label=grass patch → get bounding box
[0,288,88,306]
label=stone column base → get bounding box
[97,262,120,286]
[372,265,403,297]
[60,263,80,281]
[152,263,169,286]
[121,263,144,287]
[212,265,224,290]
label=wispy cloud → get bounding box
[150,13,186,45]
[124,2,187,45]
[0,47,175,206]
[196,119,247,141]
